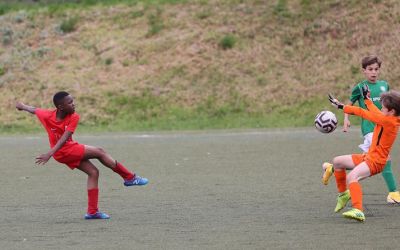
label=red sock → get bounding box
[334,169,347,193]
[113,161,134,180]
[87,188,99,215]
[349,182,363,211]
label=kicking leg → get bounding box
[83,145,117,169]
[83,145,148,186]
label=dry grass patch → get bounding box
[1,0,400,131]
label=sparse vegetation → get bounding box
[1,0,400,133]
[146,8,164,37]
[105,57,114,65]
[219,35,236,50]
[0,66,5,76]
[1,27,13,45]
[273,0,291,19]
[60,16,79,33]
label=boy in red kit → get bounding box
[16,91,148,220]
[325,86,400,222]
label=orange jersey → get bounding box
[344,99,400,166]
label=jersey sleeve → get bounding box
[349,84,361,103]
[365,99,381,114]
[66,113,80,133]
[35,108,50,126]
[344,100,390,125]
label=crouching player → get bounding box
[323,85,400,222]
[16,91,148,220]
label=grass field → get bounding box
[2,128,400,249]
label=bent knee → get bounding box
[93,147,107,157]
[332,157,343,169]
[346,172,360,184]
[88,167,100,178]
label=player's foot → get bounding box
[322,162,334,185]
[342,208,365,222]
[334,190,350,213]
[84,211,110,220]
[387,191,400,204]
[124,175,149,186]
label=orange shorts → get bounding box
[53,143,85,170]
[351,153,385,176]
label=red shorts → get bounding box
[351,153,385,176]
[53,143,85,170]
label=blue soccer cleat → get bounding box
[124,175,149,186]
[84,212,110,220]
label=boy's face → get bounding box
[362,62,380,83]
[59,95,75,114]
[381,104,394,116]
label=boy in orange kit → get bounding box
[325,85,400,222]
[324,55,400,203]
[16,91,148,220]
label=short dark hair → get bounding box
[53,91,70,107]
[361,55,382,69]
[381,91,400,116]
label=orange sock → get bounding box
[87,188,99,215]
[334,169,347,193]
[349,182,363,211]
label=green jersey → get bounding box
[349,79,389,136]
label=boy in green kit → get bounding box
[322,55,400,204]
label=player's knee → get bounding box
[346,173,358,184]
[96,147,107,157]
[332,157,343,169]
[88,167,99,178]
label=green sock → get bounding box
[382,161,397,192]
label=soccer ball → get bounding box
[315,111,338,133]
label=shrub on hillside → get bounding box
[274,0,291,18]
[1,27,13,45]
[105,57,113,65]
[0,66,6,76]
[60,16,79,33]
[146,8,164,37]
[219,35,236,50]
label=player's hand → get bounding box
[361,84,371,100]
[328,94,344,109]
[16,102,25,111]
[35,153,51,165]
[343,118,351,132]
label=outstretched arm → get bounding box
[35,131,73,165]
[328,94,386,125]
[364,98,382,114]
[359,84,382,114]
[16,102,36,114]
[344,102,386,125]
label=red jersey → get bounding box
[35,108,80,148]
[35,109,85,170]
